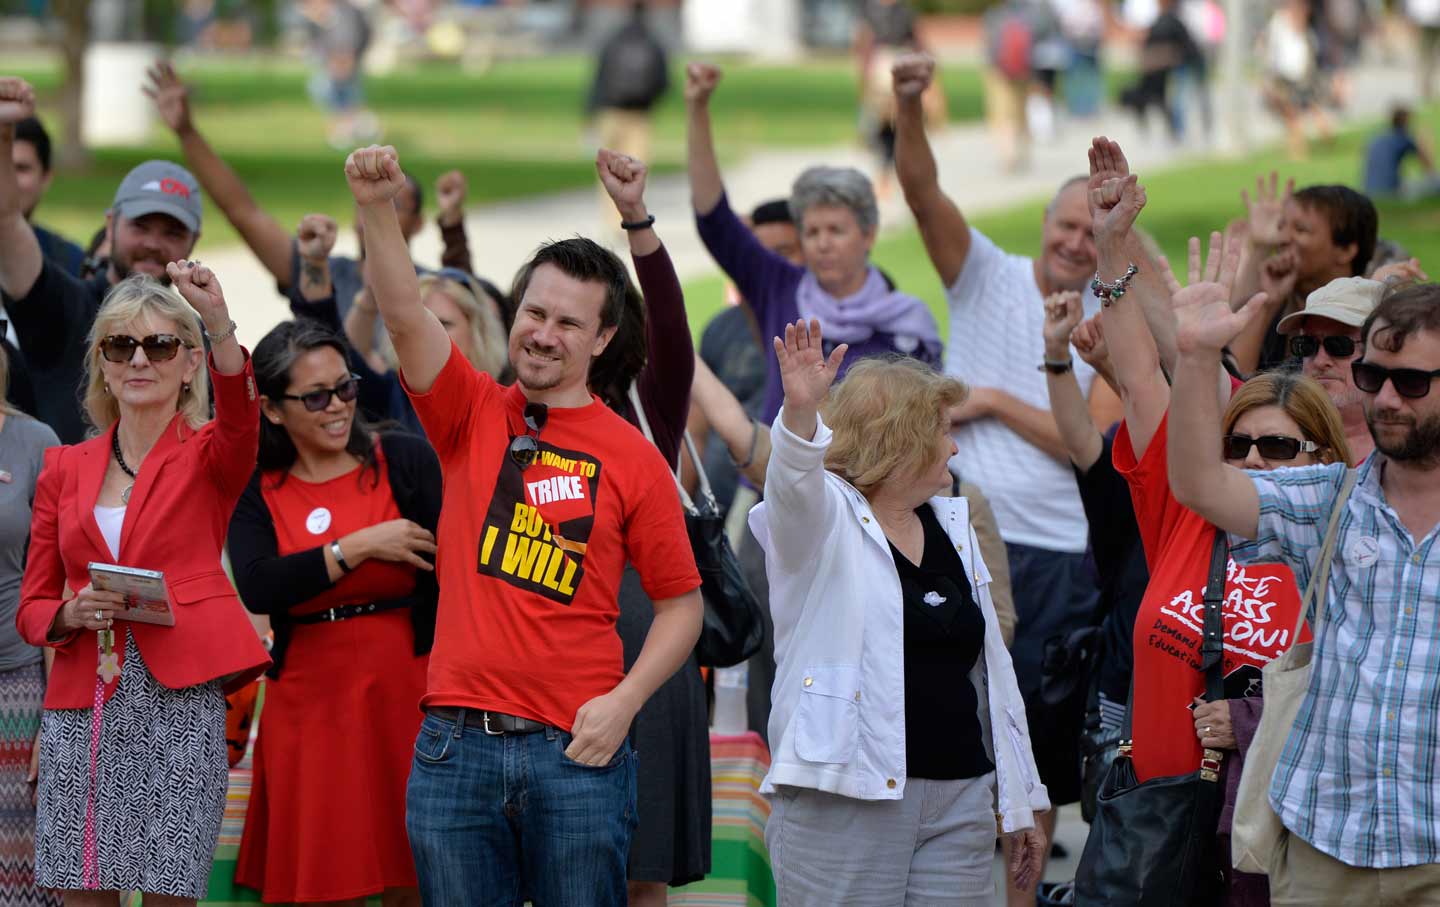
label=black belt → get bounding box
[426,706,550,736]
[292,600,409,624]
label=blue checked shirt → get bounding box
[1229,455,1440,868]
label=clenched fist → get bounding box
[0,77,36,126]
[344,145,406,207]
[685,63,722,105]
[435,170,467,228]
[891,53,936,100]
[297,214,339,263]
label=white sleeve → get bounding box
[945,227,1005,313]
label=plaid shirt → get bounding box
[1229,455,1440,868]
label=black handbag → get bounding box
[1074,530,1229,907]
[628,387,765,668]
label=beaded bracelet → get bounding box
[1090,263,1139,306]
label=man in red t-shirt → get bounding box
[345,144,703,906]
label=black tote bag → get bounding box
[1074,530,1230,907]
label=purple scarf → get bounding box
[795,267,941,352]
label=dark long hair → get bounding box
[253,319,380,487]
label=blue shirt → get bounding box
[1363,128,1419,195]
[1230,455,1440,868]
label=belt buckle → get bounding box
[325,607,338,622]
[482,712,505,736]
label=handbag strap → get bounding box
[627,383,703,515]
[1290,468,1359,644]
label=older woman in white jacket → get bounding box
[750,319,1049,906]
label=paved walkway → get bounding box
[213,58,1412,352]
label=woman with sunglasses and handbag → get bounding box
[225,319,441,906]
[1083,159,1352,905]
[17,265,272,904]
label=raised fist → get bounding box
[344,145,405,207]
[891,53,936,100]
[0,78,36,126]
[167,259,228,325]
[435,170,467,227]
[685,63,722,105]
[596,149,648,221]
[1043,291,1084,357]
[297,214,338,263]
[142,61,193,133]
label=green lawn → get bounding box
[683,115,1440,342]
[15,54,996,246]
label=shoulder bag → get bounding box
[1230,469,1356,874]
[1074,529,1230,906]
[628,385,765,668]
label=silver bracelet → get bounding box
[330,540,352,574]
[205,319,238,345]
[1090,264,1139,306]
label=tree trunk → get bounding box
[53,0,91,172]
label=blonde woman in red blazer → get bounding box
[17,263,271,905]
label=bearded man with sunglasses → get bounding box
[1171,284,1440,904]
[0,77,203,443]
[344,144,702,907]
[1277,276,1388,461]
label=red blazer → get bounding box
[18,354,272,708]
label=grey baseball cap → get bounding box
[111,160,203,234]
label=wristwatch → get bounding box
[1038,358,1074,375]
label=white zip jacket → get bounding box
[749,410,1051,833]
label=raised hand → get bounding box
[0,77,36,125]
[1173,232,1269,354]
[1071,315,1110,373]
[1087,136,1131,225]
[297,213,338,263]
[344,145,405,207]
[1043,291,1084,358]
[684,62,722,105]
[1259,248,1299,302]
[1241,171,1293,248]
[435,169,467,228]
[166,259,229,328]
[596,149,648,221]
[1372,256,1428,288]
[1090,174,1146,247]
[891,53,936,99]
[775,319,847,412]
[142,61,193,133]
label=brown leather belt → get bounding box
[426,705,549,736]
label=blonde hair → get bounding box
[0,344,18,417]
[84,275,210,434]
[822,356,967,496]
[1222,370,1354,467]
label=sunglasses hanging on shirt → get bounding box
[508,403,549,470]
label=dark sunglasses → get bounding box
[1352,361,1440,399]
[277,375,361,412]
[1289,334,1357,360]
[99,333,187,363]
[508,403,549,470]
[1223,433,1319,461]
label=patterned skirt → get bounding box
[35,632,228,899]
[0,660,62,907]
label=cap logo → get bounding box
[139,178,192,199]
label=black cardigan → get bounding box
[227,431,443,678]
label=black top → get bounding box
[862,0,919,48]
[227,431,443,678]
[891,505,993,781]
[6,259,109,444]
[32,223,87,278]
[1073,433,1148,705]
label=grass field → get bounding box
[681,114,1440,341]
[14,53,997,246]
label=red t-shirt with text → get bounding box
[1115,412,1309,782]
[404,343,701,731]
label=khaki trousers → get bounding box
[1269,828,1440,906]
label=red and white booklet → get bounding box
[86,563,175,627]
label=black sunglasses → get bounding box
[99,333,187,364]
[277,375,361,412]
[1223,433,1319,461]
[1289,334,1357,360]
[508,403,549,470]
[1352,361,1440,399]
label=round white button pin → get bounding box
[306,507,332,535]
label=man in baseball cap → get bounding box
[0,75,206,442]
[1277,275,1388,459]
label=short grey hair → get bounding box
[1045,174,1089,217]
[789,166,879,234]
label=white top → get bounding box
[943,228,1098,553]
[749,411,1050,831]
[1264,14,1315,83]
[95,505,126,560]
[1406,0,1440,27]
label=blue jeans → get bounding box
[405,711,638,906]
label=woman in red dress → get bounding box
[227,319,442,906]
